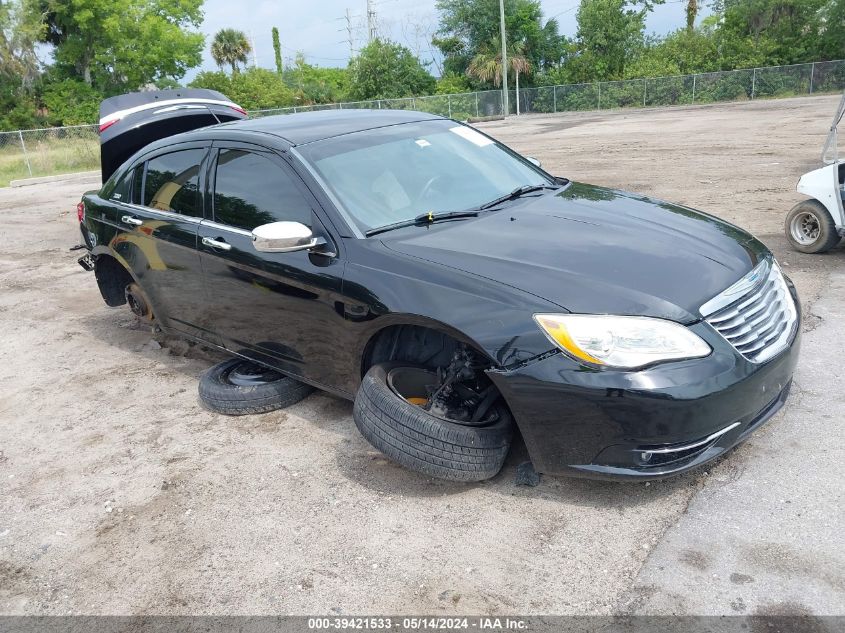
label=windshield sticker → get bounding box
[415,139,431,147]
[449,126,493,147]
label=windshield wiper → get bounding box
[365,210,479,237]
[478,184,561,211]
[364,183,562,237]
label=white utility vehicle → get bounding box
[785,90,845,253]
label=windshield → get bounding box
[296,119,554,234]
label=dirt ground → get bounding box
[1,95,843,616]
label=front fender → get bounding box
[339,241,559,394]
[797,162,844,226]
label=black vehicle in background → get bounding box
[78,104,801,482]
[98,88,247,183]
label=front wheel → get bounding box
[785,200,841,254]
[353,363,514,482]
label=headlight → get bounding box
[533,314,711,369]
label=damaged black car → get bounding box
[78,93,801,482]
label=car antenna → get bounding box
[203,105,222,125]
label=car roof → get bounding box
[124,109,449,171]
[200,109,445,146]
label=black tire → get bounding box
[353,363,514,482]
[785,200,841,254]
[198,358,313,416]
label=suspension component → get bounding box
[125,283,154,321]
[425,346,499,425]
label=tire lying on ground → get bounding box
[353,362,514,482]
[198,358,313,416]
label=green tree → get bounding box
[466,37,531,87]
[435,0,565,78]
[435,72,471,94]
[685,0,699,31]
[210,28,251,75]
[41,78,99,124]
[713,0,833,68]
[190,67,295,110]
[568,0,649,81]
[0,0,42,88]
[346,39,435,100]
[272,26,283,75]
[284,54,348,104]
[40,0,204,92]
[625,29,719,78]
[815,0,845,61]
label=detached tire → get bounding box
[353,363,514,482]
[199,358,313,416]
[785,200,841,254]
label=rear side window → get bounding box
[108,169,133,203]
[131,165,143,204]
[213,149,311,231]
[143,149,204,217]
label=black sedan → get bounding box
[79,104,801,482]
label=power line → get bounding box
[277,41,350,63]
[547,2,580,20]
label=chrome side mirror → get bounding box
[526,156,542,168]
[252,221,319,253]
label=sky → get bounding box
[187,0,709,81]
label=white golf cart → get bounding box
[785,91,845,253]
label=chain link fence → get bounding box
[0,124,99,187]
[2,59,844,186]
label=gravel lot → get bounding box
[1,95,843,616]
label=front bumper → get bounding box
[488,299,801,481]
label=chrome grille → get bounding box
[700,259,797,363]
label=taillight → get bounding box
[99,118,119,133]
[77,201,85,223]
[229,105,247,116]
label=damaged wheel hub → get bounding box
[386,347,500,426]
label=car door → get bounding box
[108,143,216,342]
[197,141,346,388]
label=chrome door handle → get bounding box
[202,237,232,251]
[121,215,143,226]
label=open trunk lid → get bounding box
[98,89,247,182]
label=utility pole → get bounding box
[249,30,258,68]
[367,0,377,42]
[338,8,357,58]
[499,0,508,117]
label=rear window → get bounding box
[142,149,204,217]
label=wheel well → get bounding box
[361,325,518,433]
[94,255,134,307]
[362,324,492,377]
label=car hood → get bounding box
[382,182,768,323]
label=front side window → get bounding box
[143,149,204,217]
[213,149,312,231]
[296,119,553,233]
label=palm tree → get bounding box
[686,0,699,31]
[467,38,531,114]
[466,37,532,89]
[211,29,252,75]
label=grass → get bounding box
[0,131,100,187]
